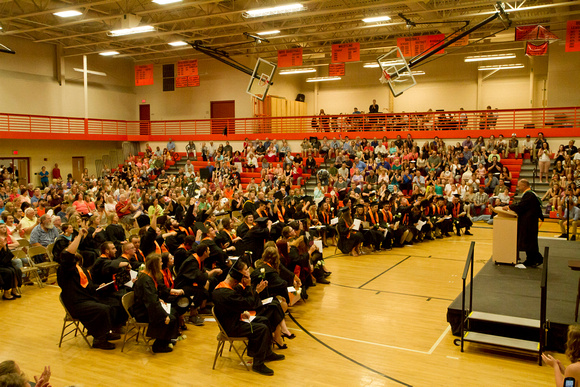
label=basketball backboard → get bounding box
[377,48,416,97]
[247,58,277,101]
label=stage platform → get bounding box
[447,237,579,352]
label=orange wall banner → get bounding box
[187,76,200,87]
[135,64,154,86]
[328,63,345,76]
[331,43,360,63]
[176,77,188,88]
[397,34,445,57]
[526,42,548,56]
[278,48,303,67]
[177,60,198,76]
[566,20,580,52]
[448,33,469,47]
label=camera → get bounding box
[565,377,576,387]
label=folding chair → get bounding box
[121,291,152,352]
[212,307,249,371]
[12,249,43,290]
[58,295,91,348]
[28,245,59,279]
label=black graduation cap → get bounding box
[355,203,364,209]
[136,214,150,228]
[227,260,244,282]
[301,195,314,203]
[453,194,461,198]
[339,206,350,213]
[370,201,379,207]
[255,217,269,225]
[363,197,370,203]
[437,196,446,201]
[380,200,390,207]
[242,208,253,217]
[198,211,211,222]
[195,222,208,234]
[273,191,285,201]
[420,199,430,207]
[259,200,268,206]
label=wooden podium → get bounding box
[492,208,518,264]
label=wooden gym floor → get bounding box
[0,221,567,386]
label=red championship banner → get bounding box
[135,64,154,86]
[331,43,360,63]
[176,77,188,88]
[515,25,537,41]
[177,60,198,77]
[448,33,469,47]
[516,25,559,41]
[187,76,200,87]
[278,48,303,67]
[566,20,580,52]
[397,34,445,57]
[526,42,548,56]
[328,63,345,76]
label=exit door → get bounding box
[72,157,85,182]
[140,104,151,135]
[210,100,235,135]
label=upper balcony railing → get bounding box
[0,107,578,141]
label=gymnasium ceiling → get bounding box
[0,0,578,64]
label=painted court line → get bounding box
[297,327,451,356]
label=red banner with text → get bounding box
[278,48,303,67]
[397,34,445,57]
[177,60,198,77]
[566,20,580,52]
[135,64,154,86]
[526,42,548,56]
[328,63,345,76]
[331,43,360,63]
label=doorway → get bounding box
[0,157,29,186]
[72,157,85,182]
[210,100,235,135]
[139,104,151,135]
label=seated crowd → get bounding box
[0,131,578,377]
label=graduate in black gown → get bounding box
[174,244,222,326]
[0,236,22,300]
[448,194,473,236]
[57,230,127,350]
[336,207,364,256]
[366,201,392,250]
[131,253,185,353]
[212,261,285,376]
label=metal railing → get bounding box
[458,241,475,353]
[0,107,578,138]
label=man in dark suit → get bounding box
[505,179,544,268]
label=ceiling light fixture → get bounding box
[362,15,391,23]
[152,0,182,4]
[108,25,155,37]
[99,51,119,56]
[465,53,516,62]
[243,3,305,18]
[257,30,281,36]
[306,76,341,82]
[477,63,524,71]
[53,10,82,18]
[168,41,188,46]
[280,68,316,75]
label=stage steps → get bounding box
[459,311,541,355]
[462,332,540,352]
[468,311,540,328]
